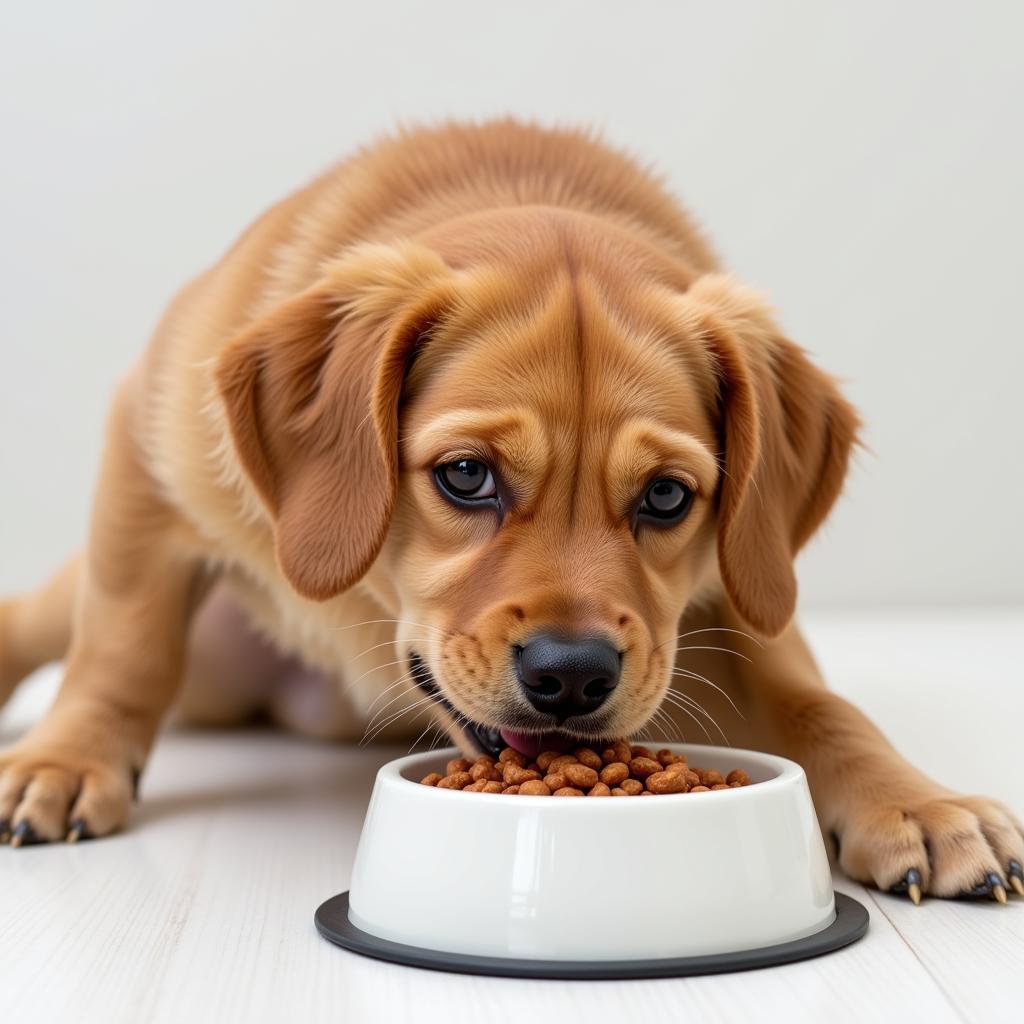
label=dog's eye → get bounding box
[435,459,497,503]
[638,478,694,525]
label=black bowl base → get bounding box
[314,891,869,979]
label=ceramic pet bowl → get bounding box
[315,743,868,978]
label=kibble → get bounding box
[563,763,599,789]
[503,764,541,786]
[519,779,552,796]
[422,745,758,797]
[574,748,604,771]
[628,756,662,779]
[599,762,629,786]
[436,771,473,789]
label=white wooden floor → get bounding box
[1,610,1021,1024]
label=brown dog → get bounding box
[1,120,1020,902]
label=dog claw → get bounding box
[892,867,923,904]
[960,873,1008,900]
[986,872,1008,904]
[1008,860,1024,896]
[10,821,37,848]
[66,819,90,844]
[0,820,10,844]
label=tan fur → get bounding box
[1,120,1019,896]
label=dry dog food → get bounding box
[420,744,754,796]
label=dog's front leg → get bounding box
[735,620,1024,902]
[0,387,201,845]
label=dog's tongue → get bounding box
[499,729,577,759]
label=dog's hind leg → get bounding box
[173,581,291,728]
[0,553,80,708]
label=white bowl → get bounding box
[346,743,834,962]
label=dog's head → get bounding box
[216,220,858,757]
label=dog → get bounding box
[1,119,1020,902]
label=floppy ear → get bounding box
[679,275,861,637]
[215,243,458,600]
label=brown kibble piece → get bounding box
[498,747,528,767]
[503,764,541,786]
[548,754,579,772]
[646,770,688,794]
[726,769,751,786]
[683,769,701,788]
[553,787,584,796]
[619,778,644,795]
[519,780,552,796]
[574,748,603,771]
[599,762,629,786]
[470,762,503,782]
[445,758,472,775]
[712,783,729,790]
[543,772,568,791]
[536,751,561,772]
[463,780,487,792]
[602,740,632,765]
[664,761,689,775]
[502,785,520,795]
[690,785,711,793]
[640,791,654,796]
[420,773,443,786]
[702,769,726,787]
[629,756,662,779]
[656,749,681,766]
[587,782,612,796]
[610,787,629,796]
[630,745,655,760]
[482,781,504,793]
[437,771,473,789]
[563,763,599,789]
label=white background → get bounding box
[1,0,1021,608]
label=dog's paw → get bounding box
[0,745,137,846]
[835,792,1024,903]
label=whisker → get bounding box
[675,644,752,663]
[664,684,725,732]
[408,711,448,755]
[669,667,745,719]
[660,692,716,746]
[360,691,438,746]
[662,699,714,746]
[347,636,442,663]
[647,708,676,743]
[355,665,422,710]
[664,689,730,745]
[359,675,419,734]
[329,618,446,636]
[341,653,432,699]
[655,626,763,652]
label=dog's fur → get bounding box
[1,120,1020,897]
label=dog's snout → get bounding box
[516,633,621,721]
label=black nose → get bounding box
[516,633,621,721]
